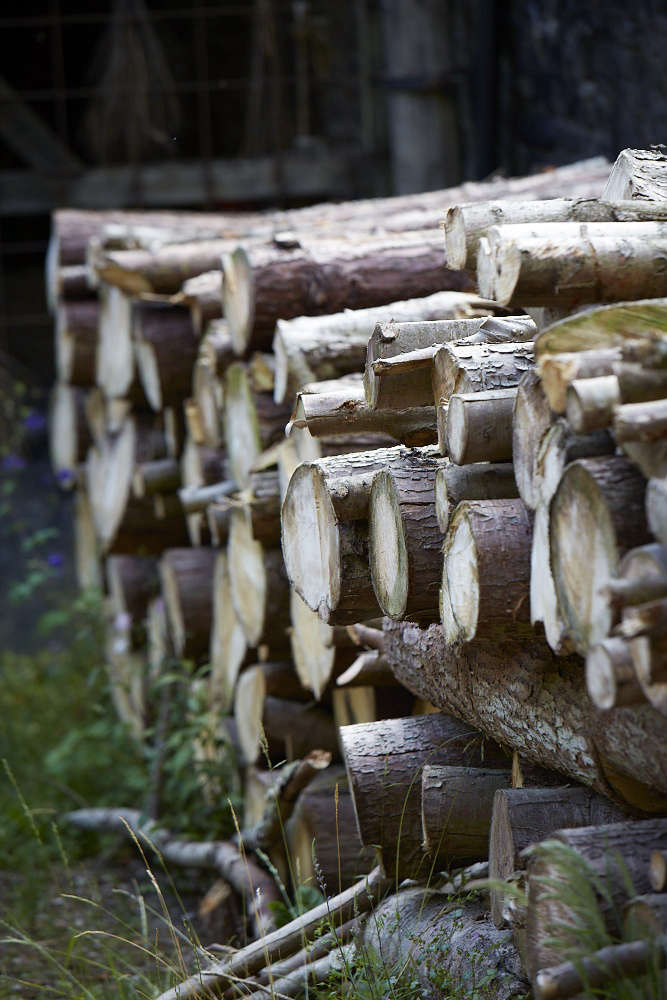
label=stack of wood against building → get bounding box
[49,148,667,998]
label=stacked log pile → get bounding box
[48,150,667,998]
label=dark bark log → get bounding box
[134,300,198,410]
[160,547,216,661]
[55,299,99,386]
[534,937,667,1000]
[421,765,512,865]
[434,461,518,532]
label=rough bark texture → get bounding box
[433,341,534,403]
[134,300,199,410]
[160,547,216,662]
[382,620,667,813]
[55,298,99,386]
[421,765,512,864]
[340,713,509,879]
[434,461,518,532]
[445,388,517,464]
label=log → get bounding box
[282,446,422,625]
[602,146,667,201]
[95,238,236,296]
[534,420,616,509]
[444,197,667,272]
[534,937,667,1000]
[104,611,145,737]
[445,388,517,464]
[538,348,621,414]
[262,697,339,763]
[192,359,224,448]
[366,448,444,620]
[291,381,437,448]
[224,362,292,487]
[434,461,518,533]
[585,638,646,710]
[614,361,667,404]
[95,284,140,400]
[234,665,314,765]
[133,458,181,498]
[512,369,553,509]
[477,222,667,308]
[228,512,290,651]
[526,819,667,980]
[147,596,173,676]
[340,713,508,879]
[49,384,91,485]
[106,555,159,622]
[74,483,102,590]
[180,437,228,545]
[285,767,376,893]
[529,502,573,656]
[209,552,249,712]
[647,478,667,546]
[223,230,471,354]
[628,629,667,718]
[273,290,491,404]
[421,765,512,865]
[365,311,534,410]
[432,341,534,404]
[534,299,667,359]
[331,684,415,731]
[489,786,627,930]
[229,469,281,546]
[651,851,667,892]
[361,886,528,999]
[155,866,389,1000]
[615,398,667,444]
[55,299,99,386]
[441,499,532,644]
[565,375,620,432]
[63,807,279,939]
[160,547,216,662]
[289,589,356,700]
[240,943,354,1000]
[624,892,667,938]
[178,270,223,335]
[336,650,400,688]
[134,300,199,410]
[381,620,667,813]
[549,455,649,656]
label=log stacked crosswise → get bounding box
[49,149,667,997]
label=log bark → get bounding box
[282,447,423,625]
[223,231,472,354]
[224,362,292,487]
[534,937,667,1000]
[106,554,159,622]
[526,819,667,980]
[367,448,444,621]
[444,197,667,272]
[433,341,534,404]
[534,298,667,359]
[549,455,649,656]
[478,222,667,307]
[489,786,627,930]
[361,886,528,999]
[234,666,314,765]
[365,310,533,409]
[95,238,235,296]
[262,697,339,763]
[381,620,667,814]
[209,552,249,712]
[340,713,508,879]
[178,270,223,335]
[291,381,437,448]
[445,388,517,464]
[155,866,389,1000]
[160,547,216,661]
[272,291,483,404]
[133,458,181,498]
[134,300,198,410]
[565,375,620,432]
[602,146,667,201]
[421,765,511,865]
[513,371,553,510]
[538,348,621,414]
[55,298,99,386]
[434,461,518,533]
[614,361,667,404]
[228,512,290,651]
[441,499,532,644]
[585,638,646,710]
[285,767,376,893]
[615,398,667,444]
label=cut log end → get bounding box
[222,247,254,355]
[585,637,645,710]
[441,507,479,643]
[229,509,266,647]
[281,463,339,618]
[368,470,408,619]
[289,588,336,699]
[443,205,467,271]
[135,339,163,411]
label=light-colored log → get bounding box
[95,284,141,400]
[444,197,667,272]
[526,819,667,981]
[272,291,483,404]
[433,340,534,404]
[132,458,181,498]
[95,238,236,296]
[289,589,355,700]
[478,221,667,307]
[74,483,102,590]
[228,511,290,651]
[651,851,667,892]
[234,664,313,765]
[647,477,667,546]
[614,361,667,404]
[178,269,223,335]
[178,481,234,516]
[382,620,667,813]
[209,552,249,712]
[340,713,508,879]
[421,765,511,865]
[441,499,532,644]
[160,547,216,662]
[336,650,400,688]
[224,362,292,488]
[488,786,627,930]
[134,300,198,410]
[585,637,646,710]
[55,298,99,386]
[434,461,518,533]
[602,146,667,201]
[550,455,649,655]
[513,370,552,509]
[191,358,223,448]
[615,398,667,444]
[367,448,444,621]
[534,937,667,1000]
[49,384,91,485]
[565,374,620,432]
[538,348,621,413]
[445,388,517,464]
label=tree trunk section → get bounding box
[433,341,534,404]
[134,300,198,410]
[434,461,518,533]
[160,547,216,662]
[421,765,512,865]
[445,388,517,464]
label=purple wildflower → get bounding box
[2,454,27,471]
[55,468,75,484]
[23,411,47,432]
[47,552,64,569]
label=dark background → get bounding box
[1,0,666,383]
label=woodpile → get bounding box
[49,149,667,998]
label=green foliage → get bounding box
[269,883,326,928]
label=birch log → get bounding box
[340,713,508,879]
[381,620,667,813]
[441,499,532,644]
[367,448,444,620]
[477,222,667,308]
[549,455,649,655]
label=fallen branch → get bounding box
[534,936,667,999]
